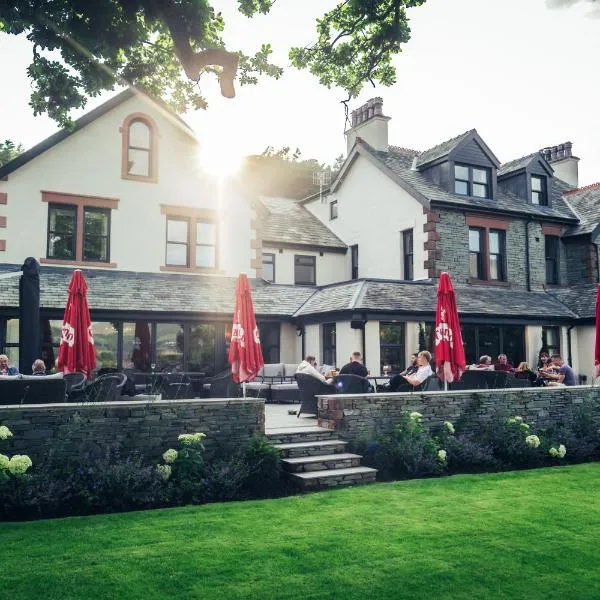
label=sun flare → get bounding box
[197,138,244,179]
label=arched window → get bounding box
[121,114,158,182]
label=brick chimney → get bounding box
[345,98,391,155]
[540,141,579,188]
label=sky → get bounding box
[1,0,599,184]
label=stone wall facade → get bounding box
[0,398,265,463]
[317,387,600,442]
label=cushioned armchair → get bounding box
[295,373,336,418]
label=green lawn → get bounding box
[3,464,600,600]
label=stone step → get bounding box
[282,453,362,473]
[266,426,335,445]
[289,466,378,490]
[272,439,348,458]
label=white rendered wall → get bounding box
[305,155,428,281]
[279,322,299,363]
[0,95,254,276]
[364,320,381,375]
[304,324,321,363]
[335,321,363,368]
[261,246,347,286]
[574,325,594,383]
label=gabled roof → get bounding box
[498,152,553,178]
[546,284,597,320]
[259,196,347,251]
[416,129,501,169]
[0,87,196,180]
[562,183,600,237]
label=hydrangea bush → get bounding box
[0,424,33,484]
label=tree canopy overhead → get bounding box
[0,0,425,127]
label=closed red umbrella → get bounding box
[595,285,600,377]
[434,272,466,384]
[57,270,96,377]
[228,273,264,383]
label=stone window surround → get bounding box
[40,190,119,268]
[120,112,159,183]
[159,204,223,274]
[465,214,509,286]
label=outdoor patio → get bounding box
[265,402,316,430]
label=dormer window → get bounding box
[454,164,490,199]
[121,113,158,182]
[531,175,548,206]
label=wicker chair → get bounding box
[64,372,86,400]
[82,373,127,402]
[333,374,371,394]
[208,372,240,398]
[294,373,336,418]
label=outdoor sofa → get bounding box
[0,373,66,404]
[243,363,300,403]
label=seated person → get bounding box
[296,356,334,385]
[0,354,19,375]
[544,354,576,386]
[31,359,47,376]
[468,355,494,370]
[537,351,550,370]
[339,351,368,378]
[495,354,514,373]
[400,353,419,377]
[514,361,537,384]
[389,351,434,391]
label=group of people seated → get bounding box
[467,352,577,386]
[0,354,57,377]
[296,351,368,387]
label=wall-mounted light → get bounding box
[296,326,304,337]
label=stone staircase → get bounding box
[267,426,377,491]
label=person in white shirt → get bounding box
[402,351,434,387]
[296,356,334,384]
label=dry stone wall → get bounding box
[318,386,600,441]
[0,398,265,463]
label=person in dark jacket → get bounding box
[339,351,368,377]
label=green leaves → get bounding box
[0,140,24,168]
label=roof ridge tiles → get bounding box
[564,182,600,195]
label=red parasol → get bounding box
[595,285,600,378]
[434,272,466,383]
[228,273,264,383]
[56,270,96,377]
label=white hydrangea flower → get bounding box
[178,432,206,446]
[162,449,178,464]
[549,447,558,458]
[557,444,567,459]
[409,412,423,421]
[506,418,517,425]
[525,435,540,448]
[8,454,32,475]
[520,423,530,431]
[156,464,172,481]
[437,449,447,462]
[444,421,455,435]
[514,416,523,423]
[0,425,13,440]
[0,454,9,470]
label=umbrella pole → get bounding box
[444,380,448,392]
[243,381,246,399]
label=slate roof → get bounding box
[498,153,543,177]
[415,130,475,168]
[368,144,578,222]
[0,265,589,320]
[0,266,315,318]
[546,285,597,320]
[259,196,347,250]
[563,184,600,237]
[294,279,578,320]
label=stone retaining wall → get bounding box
[317,386,600,442]
[0,398,265,463]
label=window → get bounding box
[531,176,548,206]
[469,228,484,279]
[379,322,405,373]
[123,321,153,371]
[454,164,490,198]
[461,324,525,366]
[322,323,336,366]
[121,114,157,182]
[48,204,76,260]
[156,323,184,371]
[262,253,275,282]
[468,226,506,282]
[1,318,19,368]
[92,322,118,369]
[402,229,414,280]
[187,324,217,375]
[45,198,115,265]
[542,326,561,356]
[258,322,281,364]
[330,200,338,220]
[164,215,217,270]
[351,245,359,280]
[545,235,560,284]
[294,255,316,285]
[488,229,505,281]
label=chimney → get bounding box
[540,141,579,188]
[345,97,391,155]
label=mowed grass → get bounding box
[3,464,600,600]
